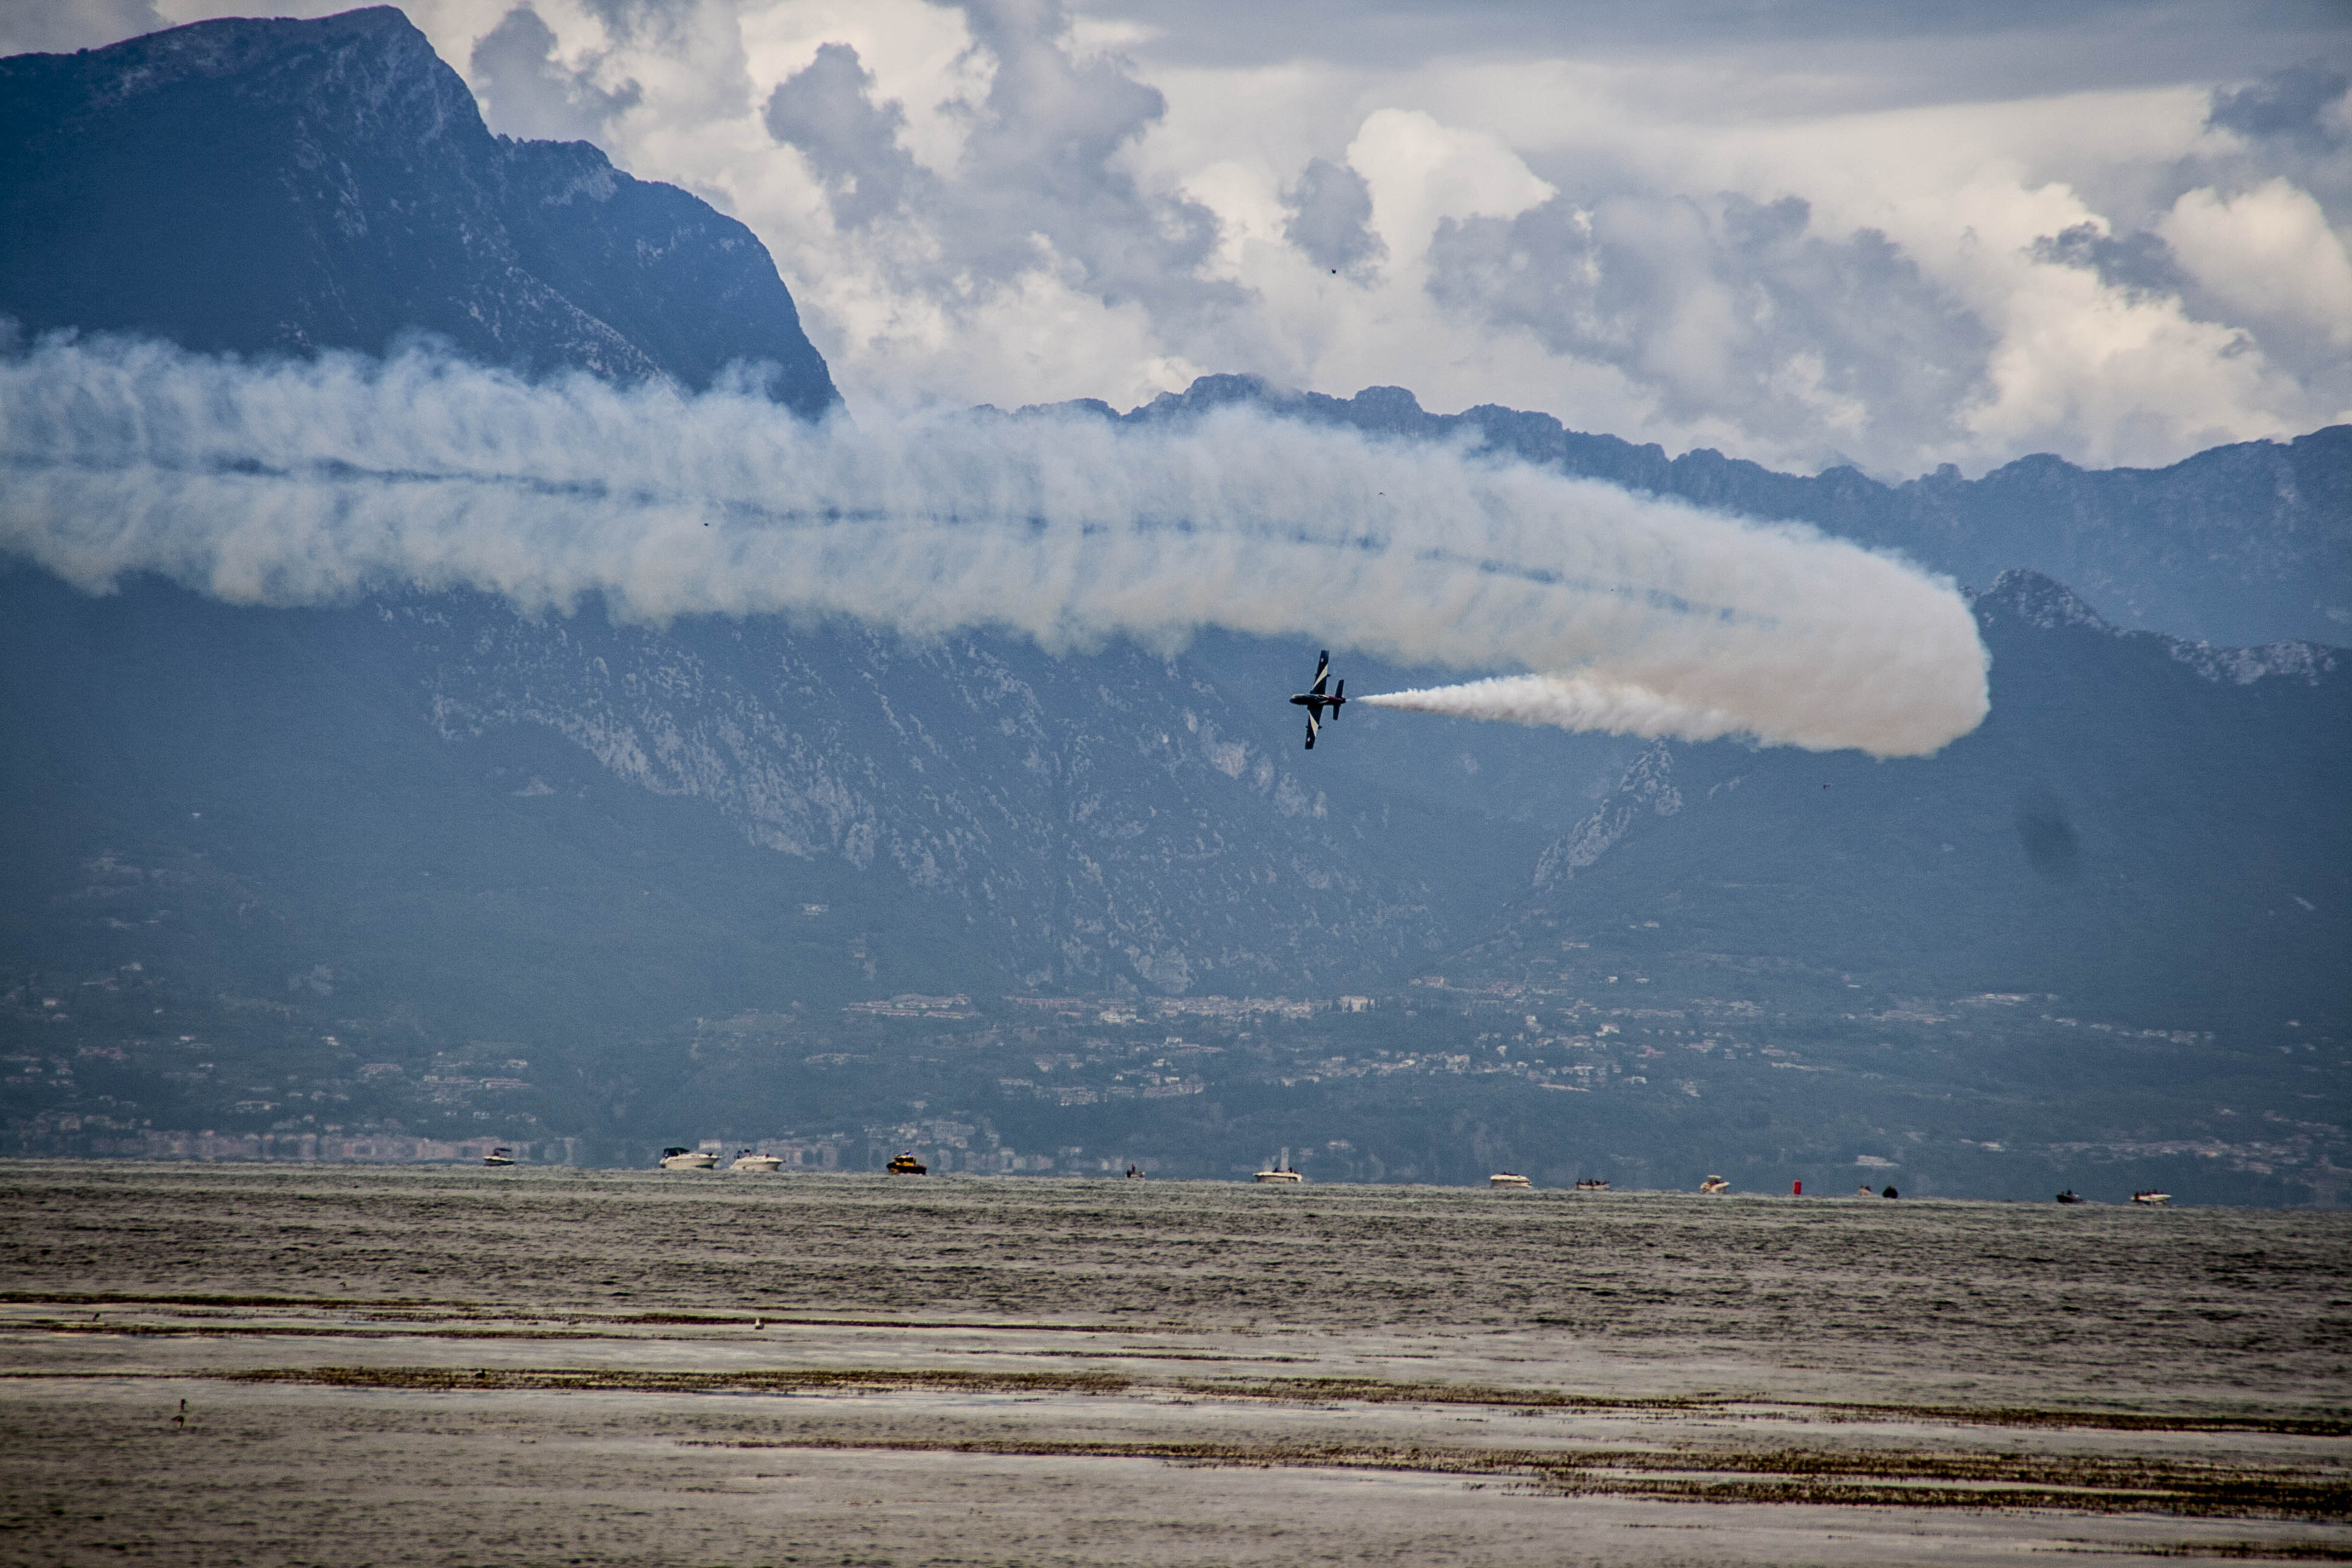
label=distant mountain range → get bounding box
[1078,376,2352,650]
[1,8,2342,1197]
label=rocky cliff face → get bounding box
[0,7,837,416]
[408,601,1520,996]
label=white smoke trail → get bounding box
[1358,675,1753,745]
[0,336,1988,757]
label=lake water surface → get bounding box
[2,1165,2345,1564]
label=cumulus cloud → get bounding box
[1429,192,1996,462]
[1347,108,1555,269]
[2161,177,2352,351]
[2012,64,2352,422]
[763,40,923,229]
[469,4,642,145]
[0,0,162,56]
[2029,223,2190,299]
[0,335,1987,759]
[759,1,1239,345]
[1282,157,1384,278]
[2208,62,2350,149]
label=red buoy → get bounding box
[1792,1179,1803,1196]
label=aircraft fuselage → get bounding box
[1291,650,1346,749]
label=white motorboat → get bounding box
[658,1146,718,1171]
[1253,1168,1304,1183]
[730,1151,783,1173]
[2132,1189,2172,1206]
[1489,1173,1532,1189]
[481,1146,514,1168]
[1699,1175,1731,1194]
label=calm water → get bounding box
[2,1165,2345,1565]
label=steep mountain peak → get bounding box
[0,7,839,417]
[65,7,435,93]
[1130,373,1288,421]
[1968,569,2114,634]
[8,8,480,184]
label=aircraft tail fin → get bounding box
[1333,679,1344,713]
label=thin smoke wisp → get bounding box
[0,336,1989,757]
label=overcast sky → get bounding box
[16,0,2352,475]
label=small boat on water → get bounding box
[731,1150,783,1173]
[887,1151,929,1175]
[1255,1147,1304,1183]
[1124,1165,1147,1179]
[658,1146,718,1171]
[2056,1189,2084,1204]
[1573,1178,1610,1192]
[1699,1175,1730,1194]
[1489,1172,1532,1189]
[482,1146,514,1168]
[2132,1189,2171,1206]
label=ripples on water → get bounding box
[2,1166,2344,1566]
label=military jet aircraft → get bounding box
[1289,650,1347,749]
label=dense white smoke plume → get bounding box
[0,337,1988,757]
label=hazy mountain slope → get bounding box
[5,563,2337,1053]
[1097,377,2352,647]
[0,567,1543,1035]
[1474,571,2350,1032]
[0,7,837,416]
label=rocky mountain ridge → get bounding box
[1053,376,2352,648]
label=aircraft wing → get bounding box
[1304,707,1320,750]
[1309,650,1330,696]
